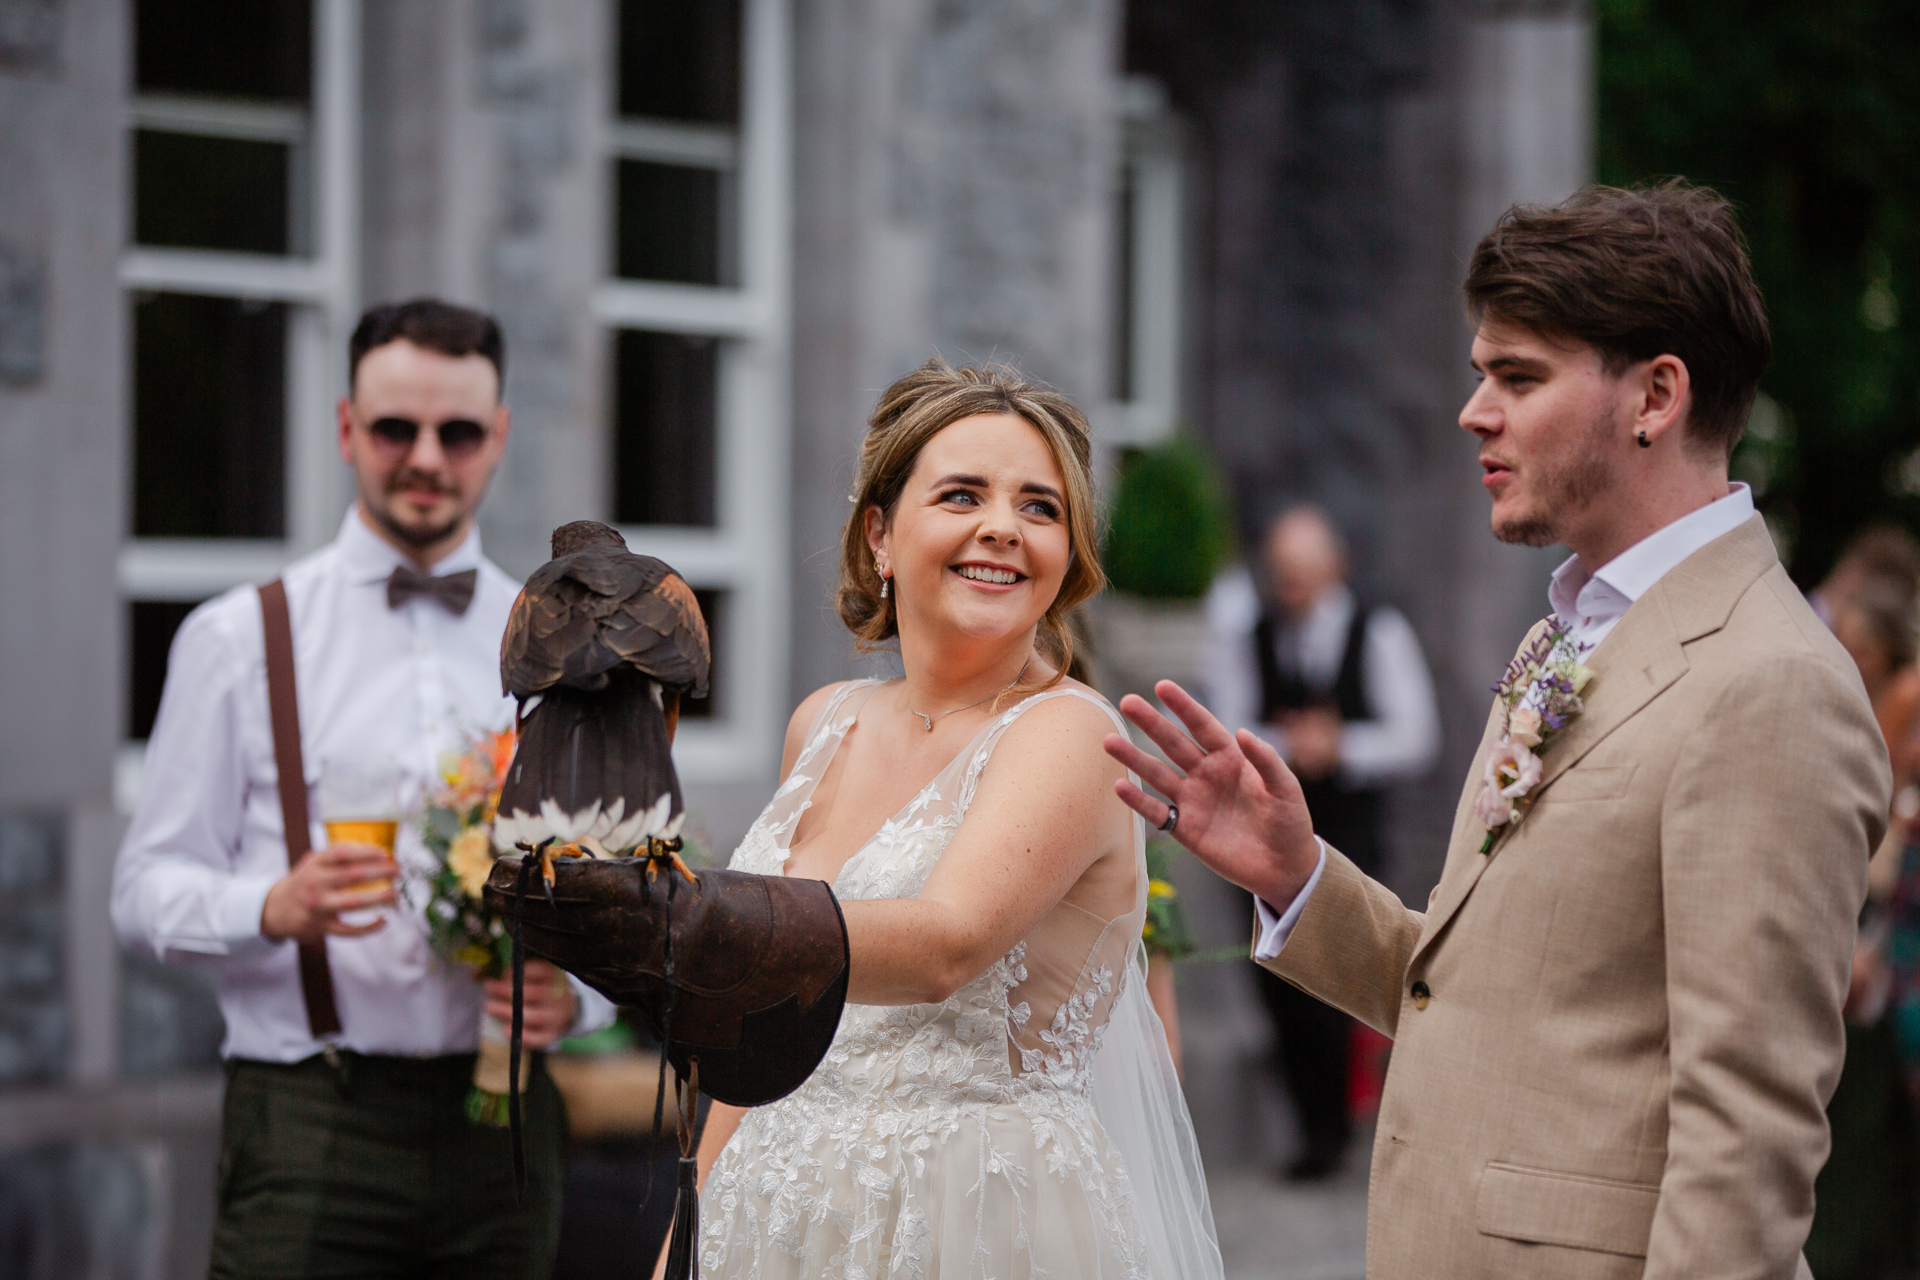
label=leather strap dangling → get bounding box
[650,838,701,1279]
[509,854,534,1202]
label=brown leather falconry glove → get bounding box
[484,854,849,1108]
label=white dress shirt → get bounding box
[1203,573,1441,787]
[112,509,614,1061]
[1547,483,1757,654]
[1253,484,1759,959]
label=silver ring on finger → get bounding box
[1157,803,1178,834]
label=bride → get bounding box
[687,359,1222,1280]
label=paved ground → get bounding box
[1207,1129,1370,1280]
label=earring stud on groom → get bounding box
[1106,182,1889,1280]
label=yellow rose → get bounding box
[448,826,496,900]
[1509,706,1544,747]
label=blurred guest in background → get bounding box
[1811,525,1920,632]
[1202,504,1440,1179]
[1808,530,1920,1280]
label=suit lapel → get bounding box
[1409,516,1781,967]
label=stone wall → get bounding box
[0,817,66,1087]
[361,0,607,584]
[0,4,228,1272]
[0,0,125,815]
[786,0,1121,699]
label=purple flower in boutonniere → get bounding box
[1475,617,1594,853]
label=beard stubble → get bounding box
[371,468,467,550]
[1491,406,1618,548]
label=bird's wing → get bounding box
[501,561,608,696]
[502,550,709,697]
[602,564,711,698]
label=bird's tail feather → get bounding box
[496,671,682,852]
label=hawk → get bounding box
[492,521,710,864]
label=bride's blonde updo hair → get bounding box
[838,358,1106,692]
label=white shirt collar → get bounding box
[334,505,485,585]
[1547,483,1756,652]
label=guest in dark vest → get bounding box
[112,300,614,1277]
[1203,504,1439,1179]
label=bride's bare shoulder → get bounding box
[991,683,1126,780]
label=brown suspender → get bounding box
[258,579,344,1039]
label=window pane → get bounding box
[612,329,718,528]
[682,588,724,720]
[618,0,740,125]
[134,130,292,255]
[132,293,287,539]
[136,0,312,102]
[128,599,203,739]
[614,160,728,285]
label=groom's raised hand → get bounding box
[1103,680,1322,912]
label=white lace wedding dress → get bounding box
[699,680,1222,1280]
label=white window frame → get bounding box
[1107,76,1184,448]
[597,0,792,788]
[116,0,361,810]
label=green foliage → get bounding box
[1141,838,1197,961]
[1596,0,1920,581]
[1102,437,1234,600]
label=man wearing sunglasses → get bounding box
[114,298,612,1278]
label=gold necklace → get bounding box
[906,659,1032,732]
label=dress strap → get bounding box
[758,680,886,864]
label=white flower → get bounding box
[1475,737,1543,830]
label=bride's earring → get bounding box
[877,560,889,599]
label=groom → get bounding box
[1107,182,1889,1279]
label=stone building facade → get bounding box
[0,0,1588,1270]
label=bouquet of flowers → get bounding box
[415,726,520,1123]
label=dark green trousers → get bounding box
[210,1051,565,1279]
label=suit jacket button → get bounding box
[1410,980,1431,1010]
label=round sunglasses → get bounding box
[364,415,491,458]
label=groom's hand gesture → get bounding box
[1103,680,1323,912]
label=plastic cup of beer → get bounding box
[316,759,402,909]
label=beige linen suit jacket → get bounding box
[1264,517,1890,1280]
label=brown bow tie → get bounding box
[387,566,478,615]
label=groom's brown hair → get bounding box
[1464,179,1771,457]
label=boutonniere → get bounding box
[1474,617,1594,853]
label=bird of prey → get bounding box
[492,521,710,877]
